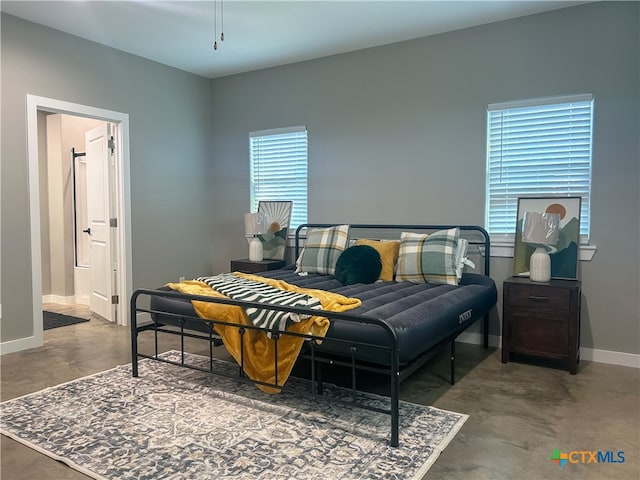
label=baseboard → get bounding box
[74,296,90,306]
[42,295,76,305]
[580,347,640,369]
[136,312,153,327]
[0,336,43,356]
[42,294,89,306]
[457,331,501,348]
[3,313,148,355]
[456,332,640,369]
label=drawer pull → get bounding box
[528,295,549,302]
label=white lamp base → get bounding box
[248,236,263,262]
[529,247,551,282]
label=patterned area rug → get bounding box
[0,351,467,480]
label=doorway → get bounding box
[41,115,119,322]
[26,95,131,349]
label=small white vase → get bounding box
[529,247,551,282]
[248,236,263,262]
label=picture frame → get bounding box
[513,196,582,280]
[257,201,292,261]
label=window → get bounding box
[485,94,593,242]
[250,126,308,231]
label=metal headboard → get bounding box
[294,223,491,277]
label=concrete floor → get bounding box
[1,304,639,479]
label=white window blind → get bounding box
[250,126,308,231]
[485,94,593,241]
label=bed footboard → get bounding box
[131,288,403,446]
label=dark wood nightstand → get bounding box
[501,276,581,374]
[230,259,286,274]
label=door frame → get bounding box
[27,95,132,338]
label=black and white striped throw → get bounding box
[196,273,322,333]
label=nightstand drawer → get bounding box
[509,312,569,356]
[506,284,570,311]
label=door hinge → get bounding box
[110,218,118,228]
[108,136,115,154]
[111,295,119,305]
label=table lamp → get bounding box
[521,211,561,282]
[244,212,269,261]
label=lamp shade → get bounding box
[521,212,561,246]
[244,212,269,236]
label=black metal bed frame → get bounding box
[130,224,492,447]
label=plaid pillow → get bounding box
[298,225,350,275]
[396,228,460,285]
[454,238,469,280]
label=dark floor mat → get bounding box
[43,311,90,330]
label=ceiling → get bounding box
[1,1,587,79]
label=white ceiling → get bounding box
[1,1,586,79]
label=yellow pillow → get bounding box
[354,239,400,281]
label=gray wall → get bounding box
[1,3,638,357]
[1,14,214,342]
[209,2,639,354]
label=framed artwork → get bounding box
[513,196,582,280]
[257,201,292,261]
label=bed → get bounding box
[130,224,497,446]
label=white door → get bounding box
[85,124,116,322]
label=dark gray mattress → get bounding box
[149,267,497,366]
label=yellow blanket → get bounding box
[166,272,361,393]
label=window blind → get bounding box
[250,126,308,231]
[485,95,593,240]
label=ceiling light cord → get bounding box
[220,0,224,42]
[213,0,217,50]
[213,0,224,50]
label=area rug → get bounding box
[43,310,90,330]
[0,351,467,480]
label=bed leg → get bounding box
[317,361,324,395]
[273,333,280,387]
[309,341,324,395]
[390,369,399,447]
[238,328,246,378]
[483,313,489,349]
[209,325,214,372]
[179,318,185,365]
[130,292,139,377]
[153,318,159,358]
[350,346,357,401]
[309,342,315,394]
[131,326,139,377]
[450,340,456,385]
